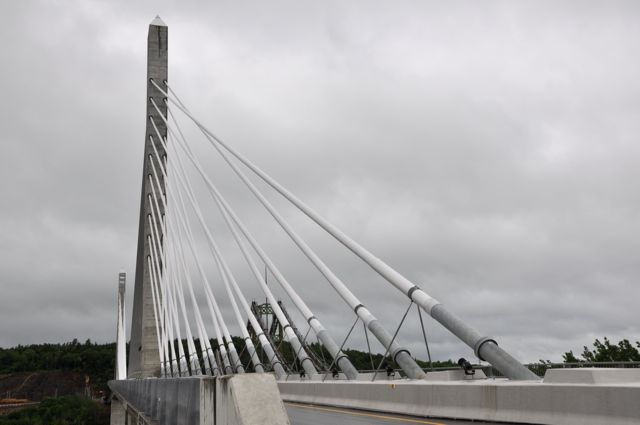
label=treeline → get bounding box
[6,336,635,392]
[0,337,452,390]
[0,339,115,391]
[562,338,640,363]
[0,396,109,425]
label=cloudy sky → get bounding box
[1,0,639,365]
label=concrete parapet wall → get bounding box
[216,374,290,425]
[109,374,289,425]
[278,376,640,425]
[543,367,640,384]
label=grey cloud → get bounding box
[0,1,638,364]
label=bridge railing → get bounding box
[280,361,640,381]
[480,361,640,379]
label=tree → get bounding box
[0,396,109,425]
[563,337,640,363]
[562,350,581,363]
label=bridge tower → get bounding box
[115,272,127,380]
[128,16,168,379]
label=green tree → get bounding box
[562,350,582,363]
[563,337,640,363]
[0,396,109,425]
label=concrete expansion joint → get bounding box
[473,336,497,360]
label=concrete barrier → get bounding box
[278,372,640,425]
[215,374,289,425]
[109,374,290,425]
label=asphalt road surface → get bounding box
[286,402,504,425]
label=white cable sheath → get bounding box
[164,116,283,376]
[158,112,267,373]
[149,125,236,374]
[150,109,316,377]
[150,154,216,375]
[153,81,440,311]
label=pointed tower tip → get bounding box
[150,15,167,27]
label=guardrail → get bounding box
[282,361,640,381]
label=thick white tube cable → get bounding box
[162,87,542,382]
[165,212,213,376]
[164,133,263,373]
[167,136,317,378]
[164,223,187,376]
[158,126,261,369]
[160,147,179,377]
[155,110,316,378]
[162,209,179,377]
[158,98,364,378]
[150,160,215,375]
[169,194,233,375]
[163,116,283,379]
[145,245,165,376]
[168,205,231,375]
[171,162,263,374]
[149,127,234,375]
[170,171,245,374]
[164,151,202,376]
[166,220,202,376]
[145,186,170,376]
[169,214,216,376]
[165,159,220,376]
[164,124,281,376]
[164,190,215,377]
[166,154,244,372]
[154,81,440,313]
[146,260,165,376]
[158,233,179,377]
[156,249,172,377]
[151,118,243,372]
[165,236,189,376]
[156,95,425,379]
[162,269,180,377]
[146,157,172,377]
[146,234,168,377]
[167,202,220,376]
[145,208,167,376]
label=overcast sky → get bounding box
[0,1,638,365]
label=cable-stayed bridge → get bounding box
[108,17,640,425]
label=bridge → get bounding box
[108,17,640,425]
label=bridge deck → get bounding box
[286,402,496,425]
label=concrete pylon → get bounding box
[116,272,127,380]
[128,16,168,379]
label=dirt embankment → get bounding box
[0,371,87,401]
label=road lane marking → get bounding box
[285,402,447,425]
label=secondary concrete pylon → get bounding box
[128,15,168,379]
[116,272,127,380]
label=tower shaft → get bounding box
[128,17,168,379]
